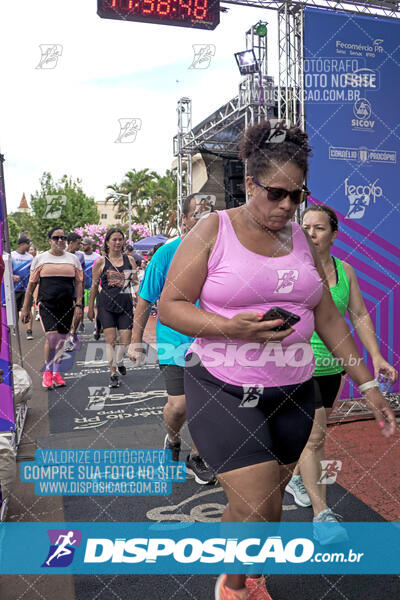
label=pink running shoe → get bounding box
[52,372,66,387]
[246,576,273,599]
[42,371,54,389]
[215,575,249,600]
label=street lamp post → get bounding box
[113,193,132,244]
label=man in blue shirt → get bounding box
[81,238,100,333]
[11,236,34,339]
[65,232,85,351]
[129,195,215,485]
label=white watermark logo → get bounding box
[274,270,299,294]
[44,195,67,219]
[318,460,342,484]
[189,44,216,69]
[36,44,63,69]
[192,195,216,220]
[115,118,142,143]
[240,386,264,408]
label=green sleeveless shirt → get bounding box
[311,257,350,376]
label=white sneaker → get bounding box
[285,475,311,507]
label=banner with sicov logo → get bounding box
[304,8,400,396]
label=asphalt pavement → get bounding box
[4,315,399,600]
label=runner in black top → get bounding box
[88,228,138,388]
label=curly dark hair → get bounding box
[239,120,312,178]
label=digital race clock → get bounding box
[98,0,220,30]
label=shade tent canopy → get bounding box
[133,234,169,251]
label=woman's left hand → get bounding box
[364,388,397,437]
[372,356,398,383]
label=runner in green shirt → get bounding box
[286,204,398,544]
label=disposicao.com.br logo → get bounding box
[82,536,363,566]
[42,529,82,567]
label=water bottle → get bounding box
[376,372,392,396]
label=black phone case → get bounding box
[262,307,300,331]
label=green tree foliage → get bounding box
[106,168,178,236]
[7,211,39,250]
[148,169,177,236]
[29,173,99,249]
[106,168,157,225]
[7,216,20,250]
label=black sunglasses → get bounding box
[252,178,310,205]
[51,235,67,241]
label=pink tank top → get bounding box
[189,210,323,387]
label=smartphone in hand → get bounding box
[261,307,301,331]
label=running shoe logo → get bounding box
[274,269,299,294]
[240,386,264,407]
[42,529,82,567]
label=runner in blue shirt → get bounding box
[129,194,216,485]
[81,238,100,332]
[65,232,85,351]
[11,236,34,339]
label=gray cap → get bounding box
[82,237,94,245]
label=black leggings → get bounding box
[184,355,317,474]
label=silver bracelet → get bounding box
[358,380,379,394]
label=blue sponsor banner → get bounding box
[304,8,400,394]
[0,522,399,574]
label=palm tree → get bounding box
[148,169,178,236]
[106,168,157,225]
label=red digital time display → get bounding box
[98,0,220,30]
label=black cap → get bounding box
[18,236,31,245]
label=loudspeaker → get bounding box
[224,159,246,209]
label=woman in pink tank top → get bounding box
[159,121,395,600]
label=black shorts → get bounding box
[159,364,184,396]
[15,291,33,312]
[39,301,74,334]
[97,306,133,330]
[184,354,316,474]
[313,372,346,409]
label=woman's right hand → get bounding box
[20,307,30,324]
[128,342,146,365]
[364,387,397,437]
[87,308,95,321]
[227,312,295,343]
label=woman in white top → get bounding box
[21,227,83,390]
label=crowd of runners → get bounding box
[11,119,398,600]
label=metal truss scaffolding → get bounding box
[278,2,304,126]
[173,21,275,226]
